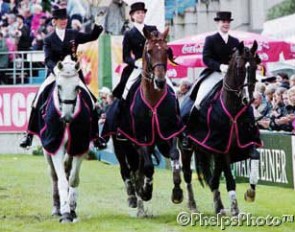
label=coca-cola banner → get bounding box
[168,30,295,67]
[0,86,38,133]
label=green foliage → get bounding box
[0,155,295,232]
[267,0,295,20]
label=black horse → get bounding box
[102,27,185,216]
[179,41,262,216]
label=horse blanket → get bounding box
[117,82,185,146]
[188,90,262,162]
[31,85,95,156]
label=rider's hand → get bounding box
[220,64,229,74]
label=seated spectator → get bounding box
[289,74,295,88]
[176,79,192,105]
[0,31,9,83]
[276,72,290,89]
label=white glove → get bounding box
[220,64,229,73]
[95,15,103,25]
[134,59,143,69]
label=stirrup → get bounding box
[116,132,127,141]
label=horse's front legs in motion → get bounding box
[179,137,197,211]
[47,150,85,223]
[210,155,239,216]
[168,138,183,204]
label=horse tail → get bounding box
[194,149,213,188]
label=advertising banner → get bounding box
[0,86,38,133]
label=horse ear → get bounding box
[167,47,178,65]
[251,40,258,54]
[57,61,63,70]
[75,62,80,71]
[237,41,244,54]
[255,54,261,64]
[143,26,152,39]
[162,27,169,40]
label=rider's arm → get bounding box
[122,32,135,67]
[75,24,103,44]
[202,36,221,72]
[44,37,56,74]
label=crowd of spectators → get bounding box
[253,72,295,133]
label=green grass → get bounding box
[0,155,294,232]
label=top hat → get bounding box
[129,2,147,15]
[214,11,233,21]
[52,8,67,19]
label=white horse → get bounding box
[41,55,94,223]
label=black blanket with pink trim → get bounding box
[118,85,185,146]
[188,92,262,161]
[34,88,94,156]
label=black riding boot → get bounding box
[19,108,38,148]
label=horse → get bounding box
[179,41,262,216]
[34,55,97,223]
[104,27,185,216]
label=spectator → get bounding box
[176,79,192,105]
[0,31,9,83]
[9,0,19,15]
[16,14,31,51]
[30,3,45,37]
[289,74,295,88]
[0,0,10,19]
[276,72,289,89]
[71,18,82,31]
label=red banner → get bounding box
[0,86,38,133]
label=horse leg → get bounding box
[49,149,72,223]
[134,156,146,217]
[210,156,225,215]
[223,155,239,216]
[45,154,60,216]
[245,158,259,202]
[113,137,137,208]
[169,138,183,204]
[68,154,85,222]
[179,140,197,212]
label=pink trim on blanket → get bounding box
[119,85,184,145]
[190,95,262,154]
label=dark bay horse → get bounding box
[179,41,262,216]
[109,27,185,216]
[33,56,97,223]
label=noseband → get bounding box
[142,41,168,81]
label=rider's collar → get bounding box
[218,30,229,43]
[133,22,144,35]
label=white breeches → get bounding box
[194,72,224,109]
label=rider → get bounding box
[112,1,158,99]
[19,6,104,148]
[191,11,239,108]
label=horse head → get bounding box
[142,27,173,90]
[55,55,81,123]
[247,40,260,101]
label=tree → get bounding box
[267,0,295,20]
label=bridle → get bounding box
[142,39,168,82]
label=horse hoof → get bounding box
[51,207,61,217]
[59,213,73,223]
[188,201,198,213]
[171,187,183,204]
[141,184,153,201]
[231,199,240,217]
[70,210,79,223]
[244,189,255,202]
[128,195,137,208]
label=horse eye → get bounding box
[57,85,62,91]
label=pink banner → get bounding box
[0,86,38,133]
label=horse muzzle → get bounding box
[61,114,73,123]
[154,78,166,90]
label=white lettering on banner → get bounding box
[181,44,203,54]
[0,92,35,128]
[234,149,288,184]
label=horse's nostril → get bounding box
[61,114,73,123]
[155,79,166,89]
